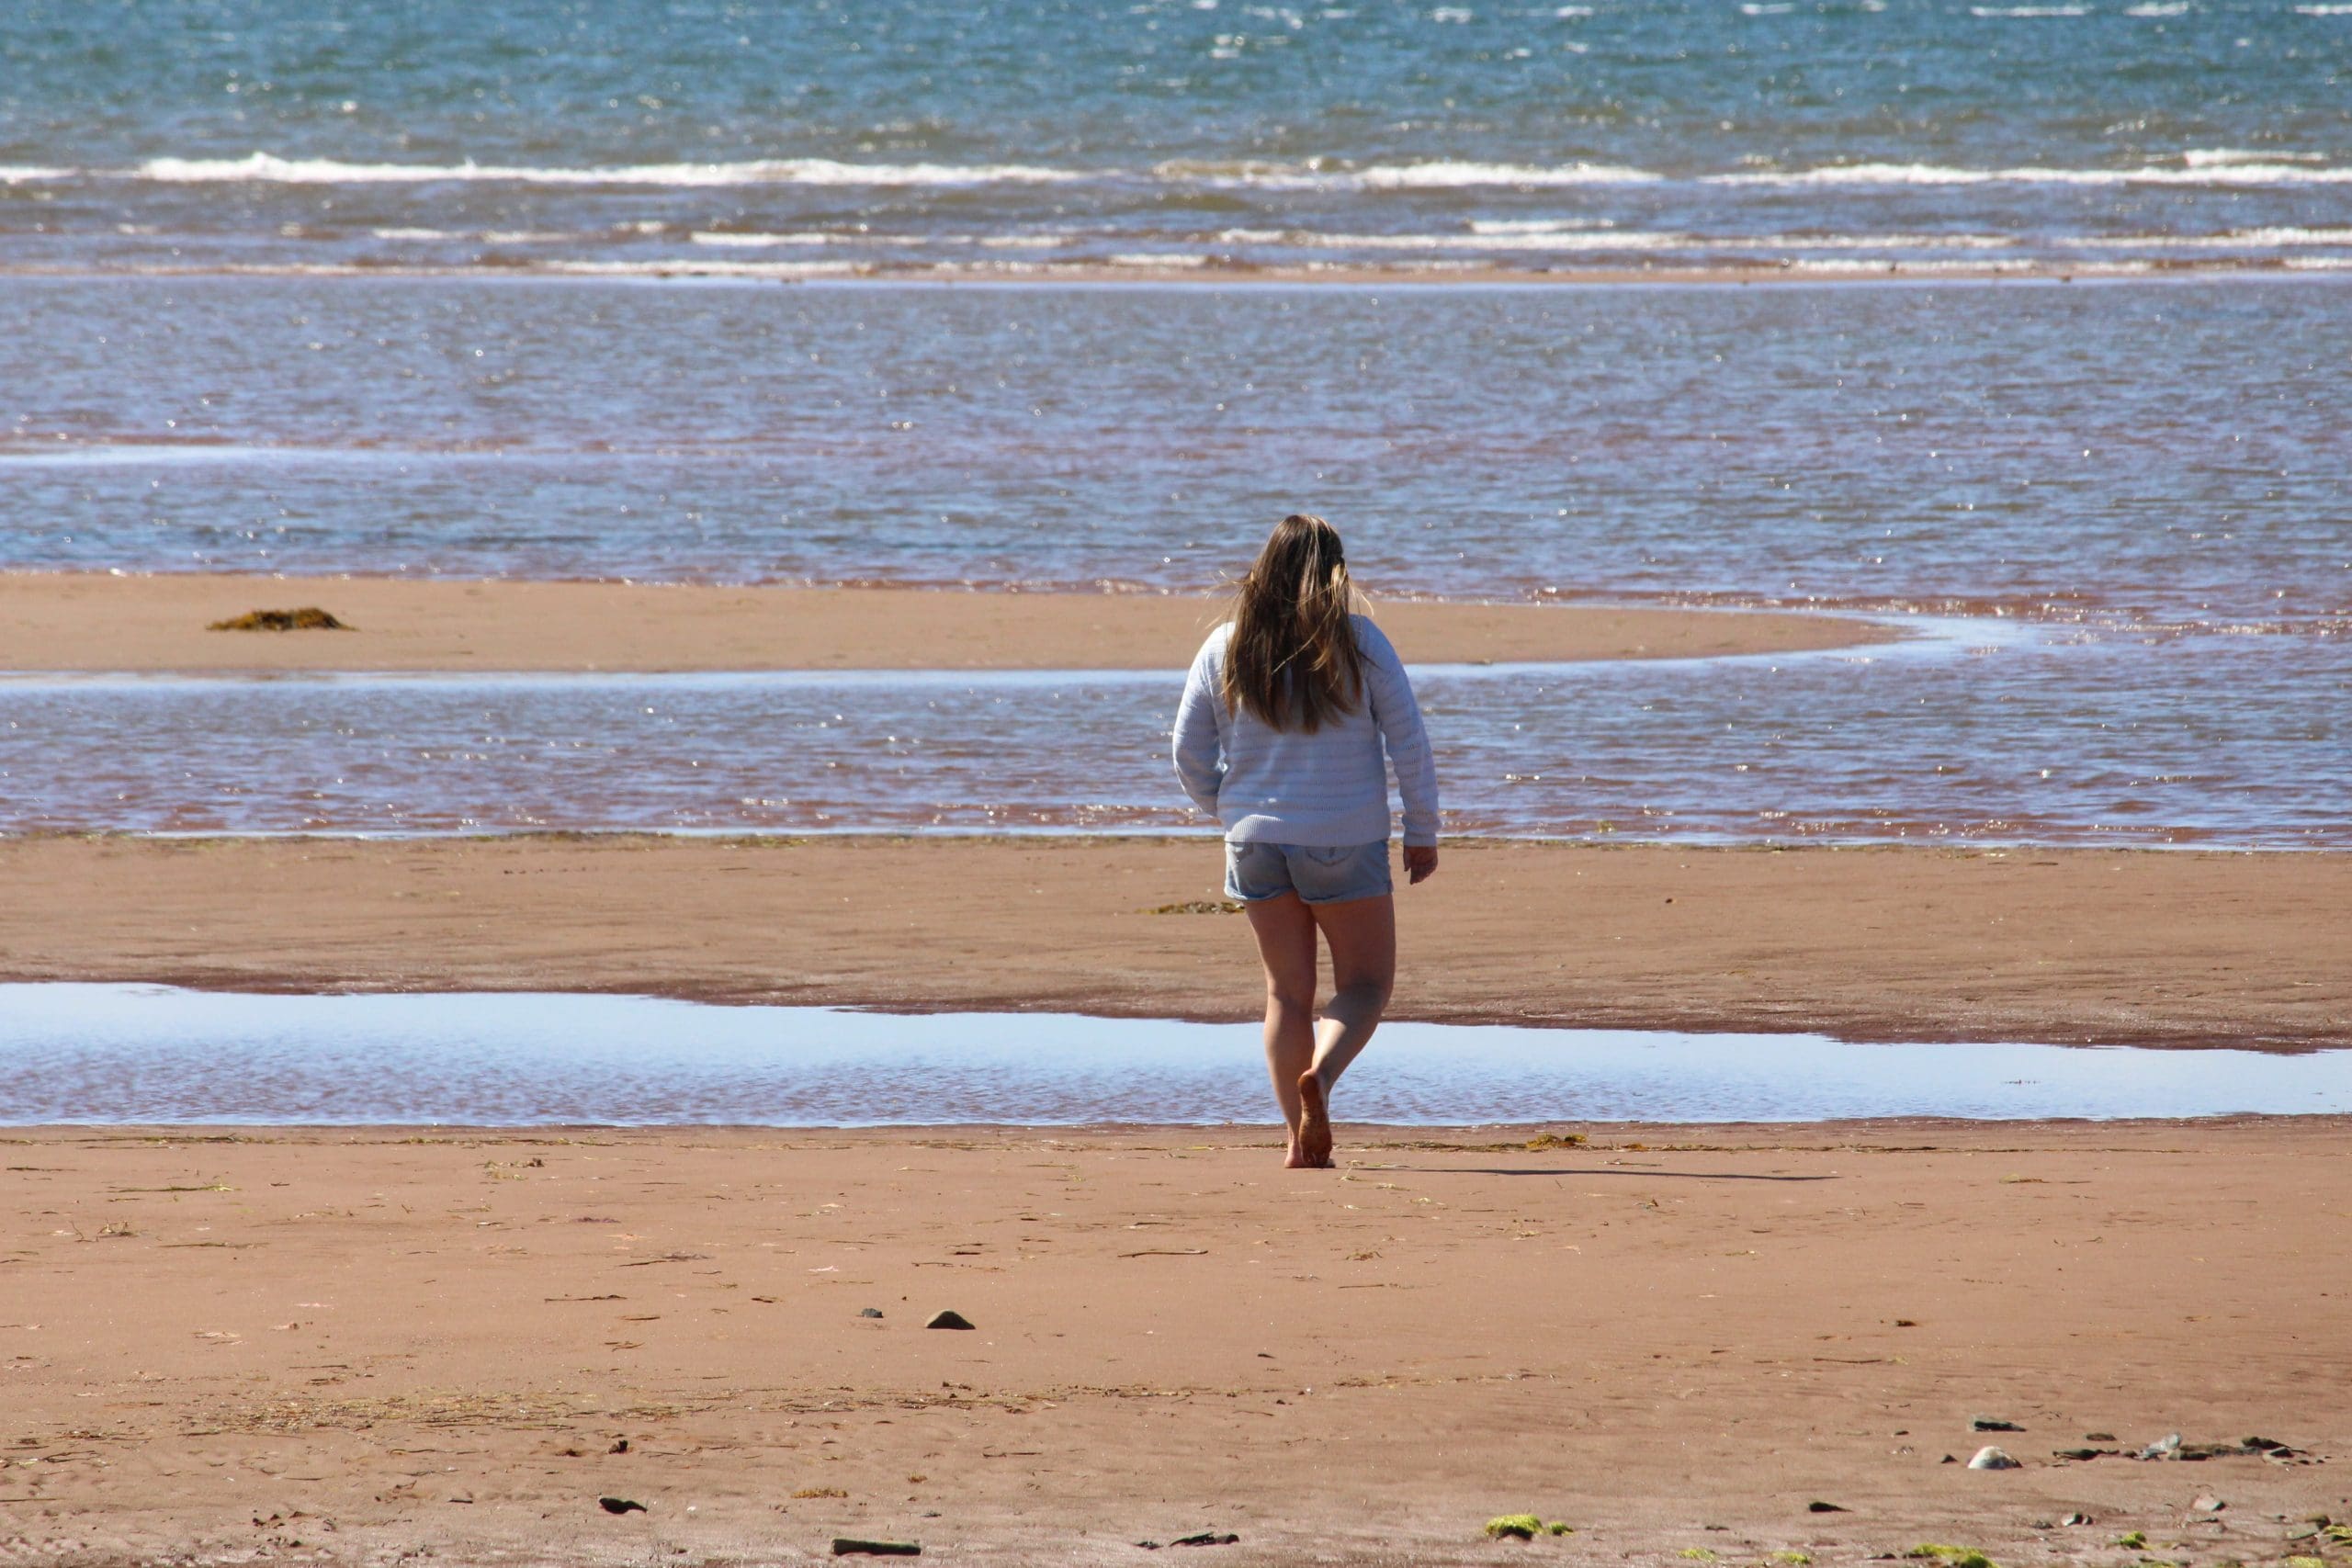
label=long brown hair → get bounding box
[1220,513,1364,733]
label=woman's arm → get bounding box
[1170,636,1227,818]
[1357,618,1441,856]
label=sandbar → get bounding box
[3,835,2342,1049]
[0,571,1884,672]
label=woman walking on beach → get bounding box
[1173,514,1440,1169]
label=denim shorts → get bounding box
[1224,840,1393,906]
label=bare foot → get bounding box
[1295,1069,1333,1169]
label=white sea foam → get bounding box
[690,231,859,247]
[1969,5,2088,14]
[1711,160,2352,186]
[0,165,73,182]
[1158,155,2349,191]
[2123,2,2188,13]
[370,227,460,240]
[57,149,2352,197]
[2055,226,2352,247]
[1356,160,1658,186]
[2184,147,2324,166]
[130,152,1088,186]
[1740,4,1794,14]
[2293,4,2352,13]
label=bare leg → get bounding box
[1297,893,1396,1168]
[1242,892,1320,1168]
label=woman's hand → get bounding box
[1404,843,1439,885]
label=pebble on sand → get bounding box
[924,1309,975,1330]
[1967,1447,2021,1471]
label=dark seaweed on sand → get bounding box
[208,607,352,632]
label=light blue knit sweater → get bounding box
[1171,615,1441,848]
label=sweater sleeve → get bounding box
[1170,631,1227,820]
[1356,617,1441,847]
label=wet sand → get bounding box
[3,1119,2344,1567]
[3,836,2344,1049]
[0,573,1884,672]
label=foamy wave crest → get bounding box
[2184,147,2325,167]
[1713,160,2352,186]
[1353,160,1659,187]
[2057,225,2352,248]
[0,165,73,183]
[2294,4,2352,13]
[1155,158,1658,189]
[130,152,1087,186]
[1969,5,2087,14]
[2123,3,2189,13]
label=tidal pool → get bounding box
[2,985,2344,1126]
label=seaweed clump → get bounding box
[208,607,352,632]
[1908,1546,2001,1568]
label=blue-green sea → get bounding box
[3,0,2349,275]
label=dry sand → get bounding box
[3,1120,2344,1566]
[3,836,2344,1048]
[0,572,1884,672]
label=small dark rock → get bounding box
[1808,1502,1850,1514]
[2054,1448,2111,1461]
[608,1438,629,1454]
[1169,1533,1239,1548]
[2085,1432,2118,1443]
[860,1307,886,1319]
[2062,1514,2093,1528]
[924,1310,975,1330]
[598,1496,646,1515]
[1973,1417,2023,1432]
[832,1540,922,1557]
[1939,1454,1959,1465]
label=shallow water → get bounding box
[3,276,2346,849]
[5,278,2346,631]
[1,625,2342,843]
[4,984,2345,1126]
[4,0,2350,276]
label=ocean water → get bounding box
[3,0,2351,276]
